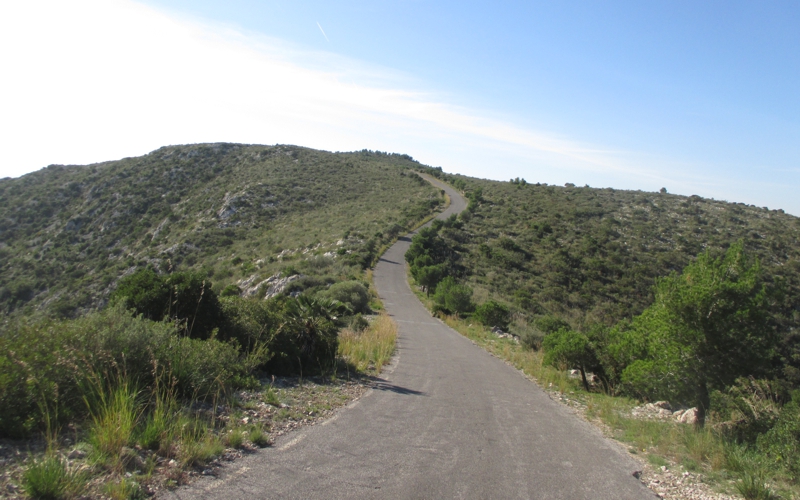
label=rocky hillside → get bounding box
[0,143,442,317]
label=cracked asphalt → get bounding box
[161,175,654,499]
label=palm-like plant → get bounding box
[279,296,351,372]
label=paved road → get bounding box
[164,176,654,499]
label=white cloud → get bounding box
[0,0,795,214]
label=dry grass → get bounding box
[338,314,397,374]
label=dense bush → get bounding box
[473,300,510,329]
[265,296,348,375]
[0,305,255,438]
[433,277,474,316]
[110,269,224,339]
[757,391,800,476]
[320,281,370,314]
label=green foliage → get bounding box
[111,269,223,339]
[0,143,441,317]
[267,296,348,375]
[23,455,85,499]
[86,381,140,469]
[0,305,255,437]
[220,284,241,298]
[756,391,800,476]
[320,280,370,314]
[543,328,600,391]
[613,243,778,424]
[433,276,473,316]
[473,300,510,329]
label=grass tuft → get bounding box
[248,426,270,447]
[103,477,145,500]
[736,471,777,500]
[225,427,245,449]
[87,380,141,470]
[23,455,85,500]
[338,313,397,373]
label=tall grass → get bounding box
[23,455,86,500]
[85,379,140,470]
[338,314,397,373]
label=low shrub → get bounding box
[473,300,510,330]
[321,281,370,314]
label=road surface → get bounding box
[163,175,654,499]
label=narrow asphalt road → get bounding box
[164,176,654,499]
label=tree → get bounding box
[415,264,446,296]
[614,242,778,425]
[543,328,597,391]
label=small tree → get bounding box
[543,328,598,391]
[615,242,778,425]
[415,265,446,295]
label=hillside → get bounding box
[0,143,442,317]
[415,167,800,383]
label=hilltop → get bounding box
[0,143,442,317]
[414,167,800,382]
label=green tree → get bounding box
[543,328,599,391]
[614,242,778,425]
[415,264,446,296]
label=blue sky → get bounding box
[1,0,798,213]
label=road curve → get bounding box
[163,176,654,499]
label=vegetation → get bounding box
[0,144,442,318]
[406,168,800,497]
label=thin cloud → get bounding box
[316,22,329,43]
[0,0,793,213]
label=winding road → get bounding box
[164,176,654,499]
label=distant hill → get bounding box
[415,168,800,380]
[0,143,442,317]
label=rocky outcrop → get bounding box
[237,273,304,299]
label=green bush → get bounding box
[433,277,473,316]
[266,296,346,375]
[757,391,800,476]
[218,296,280,351]
[110,269,223,339]
[473,300,510,329]
[0,305,256,437]
[321,281,370,314]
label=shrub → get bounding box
[321,281,370,314]
[110,269,223,339]
[220,284,241,298]
[473,301,510,329]
[757,391,800,476]
[433,277,473,315]
[266,296,346,375]
[219,296,280,352]
[0,305,258,437]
